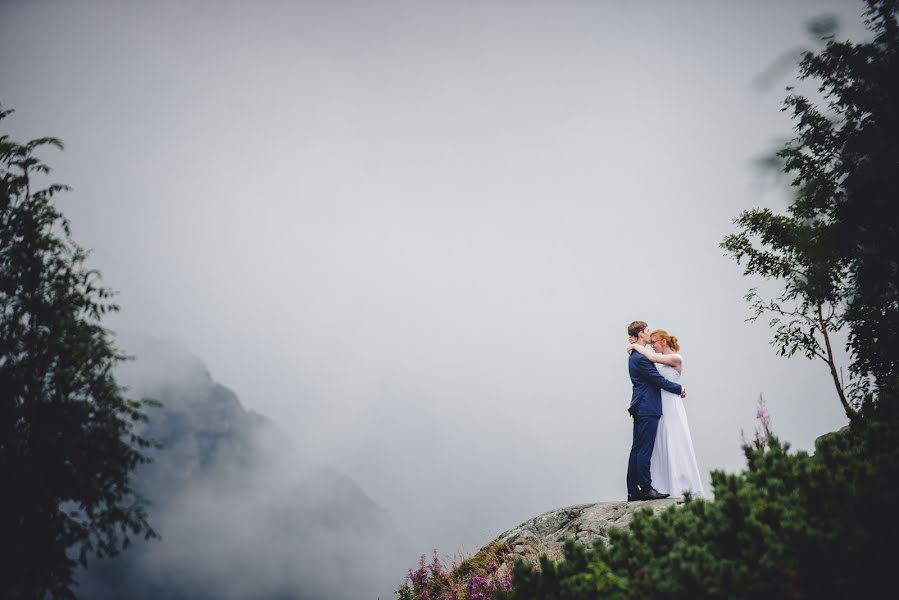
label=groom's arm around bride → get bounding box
[627,350,685,417]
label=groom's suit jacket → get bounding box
[628,351,683,417]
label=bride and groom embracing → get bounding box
[625,320,705,502]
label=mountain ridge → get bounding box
[75,333,412,600]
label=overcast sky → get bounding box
[1,0,867,561]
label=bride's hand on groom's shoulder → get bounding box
[626,337,638,354]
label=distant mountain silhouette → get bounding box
[75,334,411,600]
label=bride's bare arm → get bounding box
[626,343,682,368]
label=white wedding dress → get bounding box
[650,356,705,498]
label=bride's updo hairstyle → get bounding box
[651,329,680,352]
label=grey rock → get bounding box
[815,424,851,452]
[491,499,681,566]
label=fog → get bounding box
[1,0,864,575]
[76,333,411,600]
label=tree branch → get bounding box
[818,304,856,419]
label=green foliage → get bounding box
[505,542,628,600]
[507,391,899,599]
[0,105,157,599]
[721,0,899,415]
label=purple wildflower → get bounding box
[500,567,513,593]
[466,575,493,600]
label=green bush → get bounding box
[505,392,899,600]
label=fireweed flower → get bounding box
[429,550,445,578]
[466,575,492,600]
[402,550,513,599]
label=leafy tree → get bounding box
[0,105,157,599]
[721,0,899,418]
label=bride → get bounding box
[627,329,705,498]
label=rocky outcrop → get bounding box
[494,500,681,565]
[815,425,851,452]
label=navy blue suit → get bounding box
[626,351,683,497]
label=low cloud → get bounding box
[76,334,413,600]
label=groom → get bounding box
[626,320,686,501]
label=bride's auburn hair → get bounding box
[652,329,680,352]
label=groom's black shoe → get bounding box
[639,487,670,501]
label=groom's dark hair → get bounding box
[627,320,648,337]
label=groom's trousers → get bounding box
[627,414,660,496]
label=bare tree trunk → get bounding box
[818,305,856,419]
